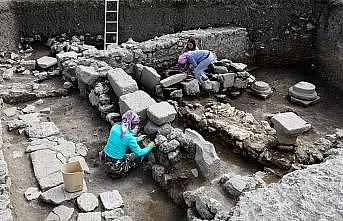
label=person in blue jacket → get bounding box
[99,110,155,178]
[178,50,216,85]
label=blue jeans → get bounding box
[194,52,215,84]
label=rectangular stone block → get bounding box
[107,68,138,97]
[220,73,235,88]
[271,112,311,135]
[37,56,57,69]
[182,79,200,96]
[160,73,187,88]
[140,66,161,91]
[76,65,100,86]
[147,102,177,126]
[119,90,156,120]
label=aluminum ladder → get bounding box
[104,0,119,49]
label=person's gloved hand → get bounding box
[139,135,147,141]
[148,141,156,148]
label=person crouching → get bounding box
[99,110,155,178]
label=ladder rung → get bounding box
[106,0,119,2]
[106,21,117,23]
[106,11,117,13]
[105,32,117,34]
[106,43,117,45]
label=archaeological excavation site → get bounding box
[0,0,343,220]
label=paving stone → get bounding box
[20,60,36,70]
[68,156,90,174]
[185,129,220,177]
[77,212,101,221]
[76,65,100,86]
[41,181,87,205]
[24,187,41,201]
[147,102,177,126]
[160,73,187,88]
[271,112,311,135]
[219,73,235,88]
[77,193,98,212]
[3,107,17,117]
[37,56,58,69]
[100,190,124,210]
[18,113,41,126]
[119,90,156,120]
[25,122,60,138]
[140,66,161,91]
[101,209,125,221]
[107,68,138,97]
[39,172,64,191]
[45,205,74,221]
[22,104,36,114]
[182,79,200,96]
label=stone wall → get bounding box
[0,0,325,66]
[0,1,18,51]
[315,0,343,91]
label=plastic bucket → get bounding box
[61,161,84,193]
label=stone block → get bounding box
[77,193,98,212]
[160,73,187,88]
[100,190,124,210]
[37,56,57,69]
[25,122,59,138]
[140,66,161,91]
[220,73,235,88]
[147,102,177,126]
[119,90,156,120]
[41,181,87,205]
[107,68,138,97]
[185,129,220,177]
[271,112,311,135]
[76,65,100,86]
[56,51,78,63]
[182,79,200,96]
[230,62,247,71]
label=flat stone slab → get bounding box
[77,193,98,212]
[160,73,187,88]
[25,122,60,138]
[100,190,124,210]
[289,81,318,101]
[18,113,41,126]
[69,156,90,174]
[102,209,125,221]
[45,205,74,221]
[77,212,101,221]
[41,181,87,205]
[147,102,177,126]
[271,112,311,135]
[24,187,42,201]
[37,56,58,69]
[230,62,247,71]
[107,68,138,97]
[290,96,320,107]
[185,129,220,177]
[119,90,156,119]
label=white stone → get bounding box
[77,193,98,212]
[220,73,235,88]
[185,129,220,177]
[140,66,161,91]
[271,112,311,135]
[41,181,87,205]
[119,90,156,120]
[76,65,100,86]
[182,79,200,96]
[101,209,125,221]
[2,68,14,80]
[3,107,17,117]
[100,190,124,210]
[24,187,41,201]
[160,73,187,88]
[77,212,101,221]
[147,102,177,126]
[45,205,74,221]
[18,113,41,126]
[56,51,78,63]
[40,107,51,114]
[230,62,247,71]
[22,104,36,114]
[107,68,138,97]
[37,56,58,69]
[25,122,60,138]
